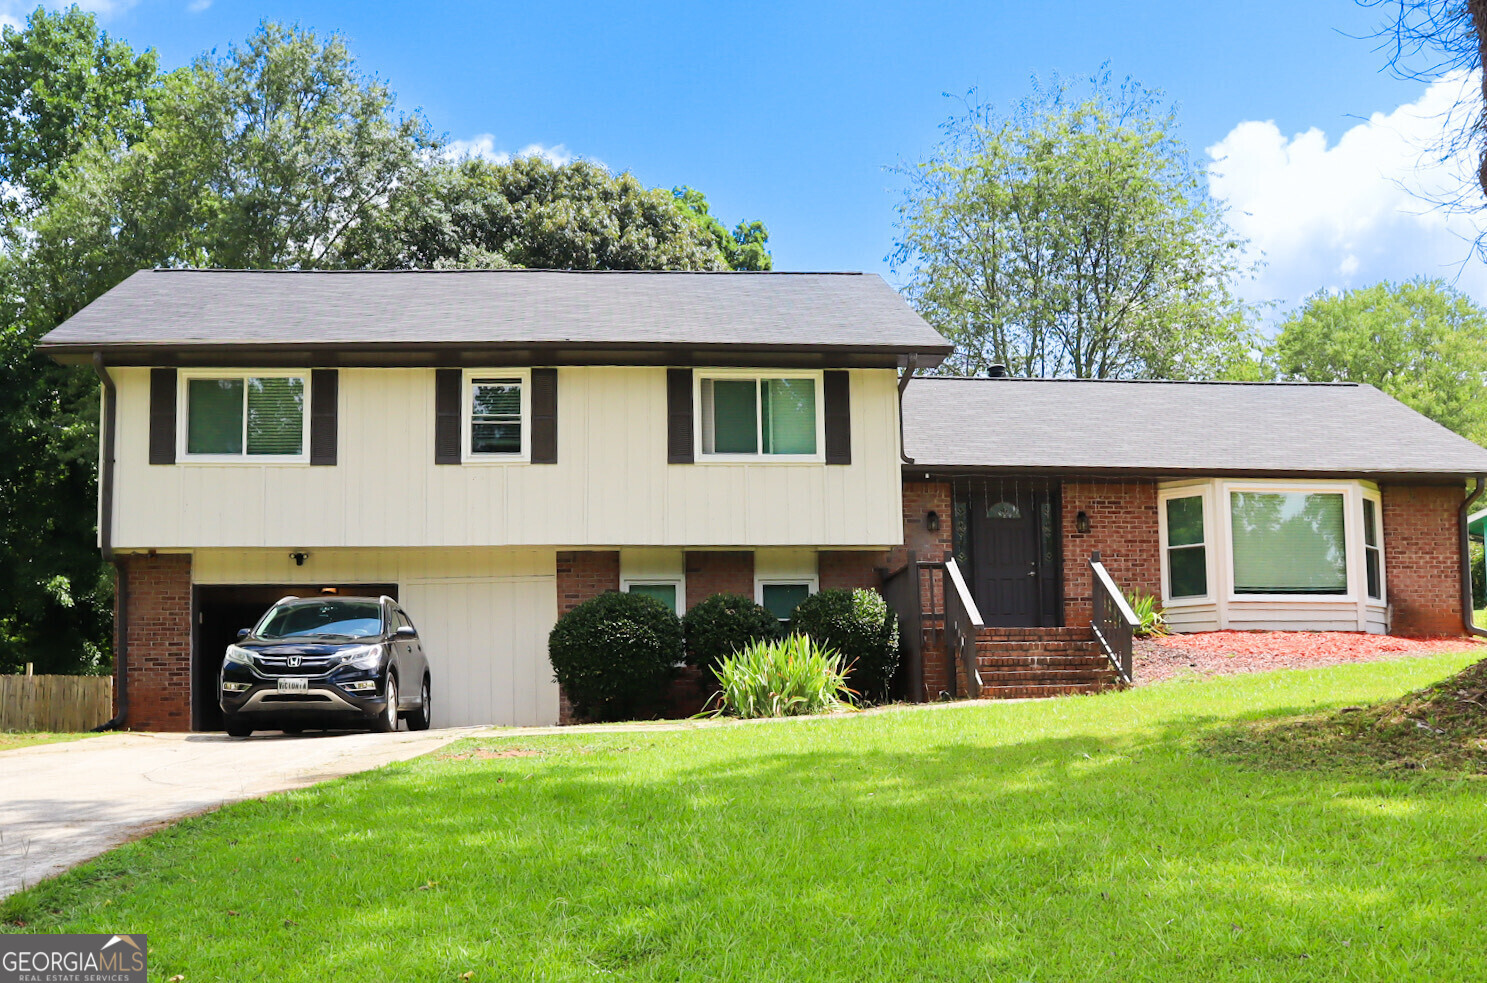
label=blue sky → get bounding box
[15,1,1486,313]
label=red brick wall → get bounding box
[1061,481,1161,628]
[1382,484,1467,636]
[893,481,954,701]
[684,551,754,608]
[555,550,620,617]
[118,552,193,732]
[818,551,881,591]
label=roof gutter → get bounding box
[91,354,128,731]
[897,354,920,465]
[1461,475,1487,639]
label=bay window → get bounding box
[182,372,307,460]
[1363,496,1383,600]
[1229,490,1347,595]
[699,373,820,458]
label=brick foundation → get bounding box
[1382,484,1468,636]
[1061,481,1161,628]
[118,552,193,732]
[818,551,882,591]
[684,551,754,607]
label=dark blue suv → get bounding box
[219,595,432,737]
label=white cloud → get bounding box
[0,0,138,27]
[187,0,211,11]
[1208,73,1487,319]
[444,134,575,167]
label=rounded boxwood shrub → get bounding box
[790,587,900,703]
[548,590,682,722]
[681,592,780,672]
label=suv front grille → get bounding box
[254,654,341,675]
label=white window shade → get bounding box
[1230,491,1347,594]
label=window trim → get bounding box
[1220,480,1360,603]
[176,369,311,464]
[1157,484,1215,607]
[694,369,826,463]
[755,577,819,623]
[462,368,532,464]
[1361,487,1386,603]
[622,579,685,615]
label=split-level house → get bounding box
[38,268,1487,730]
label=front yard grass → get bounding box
[0,731,99,752]
[5,652,1487,981]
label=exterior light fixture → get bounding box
[1075,511,1090,535]
[290,551,309,566]
[925,510,940,532]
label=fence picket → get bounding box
[0,675,112,732]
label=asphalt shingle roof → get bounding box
[902,377,1487,479]
[37,268,952,359]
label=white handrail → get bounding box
[1090,559,1139,627]
[943,558,984,626]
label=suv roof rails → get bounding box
[274,595,299,606]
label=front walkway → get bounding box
[0,727,473,899]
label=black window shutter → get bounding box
[824,370,851,465]
[530,368,558,464]
[434,368,461,465]
[149,368,176,465]
[667,368,694,464]
[309,369,338,466]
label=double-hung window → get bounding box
[1362,496,1383,600]
[758,581,813,626]
[464,371,529,460]
[1229,490,1347,595]
[1163,494,1208,600]
[699,373,820,459]
[181,372,307,461]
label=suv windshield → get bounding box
[256,599,384,640]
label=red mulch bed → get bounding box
[1135,630,1485,685]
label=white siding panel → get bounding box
[110,366,903,550]
[1164,603,1219,633]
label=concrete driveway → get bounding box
[0,727,473,899]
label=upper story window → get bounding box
[698,372,821,460]
[181,371,307,461]
[464,369,530,461]
[1230,490,1347,595]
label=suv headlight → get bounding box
[225,645,254,666]
[341,644,384,669]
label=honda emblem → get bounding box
[287,655,301,668]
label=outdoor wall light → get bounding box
[290,551,309,566]
[925,510,940,532]
[1075,511,1091,535]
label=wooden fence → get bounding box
[0,674,113,732]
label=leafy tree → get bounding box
[0,6,157,218]
[1272,278,1487,444]
[892,73,1257,379]
[673,186,772,271]
[347,155,762,271]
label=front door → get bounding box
[968,487,1058,627]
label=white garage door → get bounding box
[400,577,559,727]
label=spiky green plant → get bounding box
[706,634,856,718]
[1125,591,1170,638]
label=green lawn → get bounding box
[6,653,1487,981]
[0,731,99,752]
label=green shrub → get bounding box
[548,590,681,722]
[1125,591,1170,638]
[681,593,780,671]
[1472,539,1485,610]
[789,588,899,702]
[707,634,853,718]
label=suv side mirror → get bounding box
[393,626,417,640]
[236,628,251,639]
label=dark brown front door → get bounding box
[968,486,1059,627]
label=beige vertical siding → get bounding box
[110,367,904,550]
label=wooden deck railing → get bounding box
[1088,551,1138,685]
[880,551,925,702]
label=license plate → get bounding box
[277,677,309,693]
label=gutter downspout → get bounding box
[91,354,128,731]
[1461,475,1487,639]
[898,354,920,465]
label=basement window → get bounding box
[181,372,307,461]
